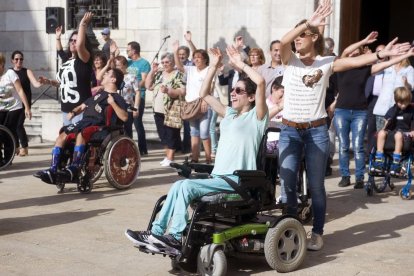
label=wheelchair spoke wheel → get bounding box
[104,136,140,189]
[197,248,227,276]
[85,147,104,184]
[264,217,307,273]
[0,125,16,171]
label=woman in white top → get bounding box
[278,0,411,251]
[174,41,213,163]
[0,53,32,164]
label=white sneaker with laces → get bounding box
[161,159,173,167]
[307,232,323,251]
[159,157,168,165]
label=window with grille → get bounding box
[67,0,119,30]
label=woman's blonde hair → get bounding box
[399,58,411,68]
[394,86,412,105]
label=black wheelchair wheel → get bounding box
[264,217,307,273]
[103,135,140,189]
[0,125,16,171]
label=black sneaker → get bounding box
[338,176,351,187]
[36,169,56,184]
[124,229,160,252]
[354,179,364,189]
[148,234,182,256]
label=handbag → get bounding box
[164,97,183,129]
[180,98,204,121]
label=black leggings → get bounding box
[3,109,28,148]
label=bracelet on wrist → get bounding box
[56,38,61,40]
[376,50,383,60]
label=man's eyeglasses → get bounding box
[14,58,24,61]
[232,87,246,95]
[298,32,315,38]
[69,38,77,43]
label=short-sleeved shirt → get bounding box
[0,69,21,111]
[56,58,92,113]
[212,107,268,176]
[282,53,335,122]
[127,58,150,98]
[258,63,284,97]
[184,66,209,102]
[82,91,128,125]
[152,70,185,114]
[384,104,414,132]
[120,73,139,106]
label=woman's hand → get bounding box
[184,31,192,42]
[25,108,32,120]
[208,48,222,68]
[381,38,411,58]
[151,62,159,72]
[362,31,378,45]
[307,0,332,27]
[80,12,93,26]
[55,26,62,38]
[201,100,208,113]
[226,45,244,71]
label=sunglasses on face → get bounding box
[69,38,77,43]
[299,32,315,38]
[14,58,24,61]
[232,87,246,95]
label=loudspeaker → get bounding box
[46,7,65,34]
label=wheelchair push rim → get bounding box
[104,135,140,189]
[0,125,16,171]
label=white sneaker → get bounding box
[307,232,323,251]
[161,159,172,167]
[159,157,168,165]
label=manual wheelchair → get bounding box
[366,133,413,200]
[135,127,307,275]
[0,124,16,171]
[48,106,140,194]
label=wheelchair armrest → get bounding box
[189,163,214,174]
[170,162,192,178]
[233,170,266,177]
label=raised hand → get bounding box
[80,11,93,26]
[234,36,244,49]
[172,40,179,52]
[55,26,63,37]
[307,0,332,27]
[151,62,159,72]
[208,48,222,67]
[184,31,192,42]
[362,31,378,45]
[382,38,411,57]
[226,45,243,70]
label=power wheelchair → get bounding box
[366,133,413,199]
[135,127,307,275]
[46,106,140,194]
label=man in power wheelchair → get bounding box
[367,87,414,198]
[34,68,139,193]
[125,48,307,275]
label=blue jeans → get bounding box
[151,175,237,240]
[190,109,212,139]
[210,109,219,154]
[334,109,368,181]
[133,98,148,154]
[279,124,329,235]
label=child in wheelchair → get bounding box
[125,46,269,255]
[34,68,128,184]
[371,86,414,177]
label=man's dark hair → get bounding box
[178,46,190,57]
[111,68,125,89]
[193,49,210,65]
[269,40,281,50]
[128,41,141,55]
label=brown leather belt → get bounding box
[282,118,327,130]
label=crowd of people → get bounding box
[2,1,414,256]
